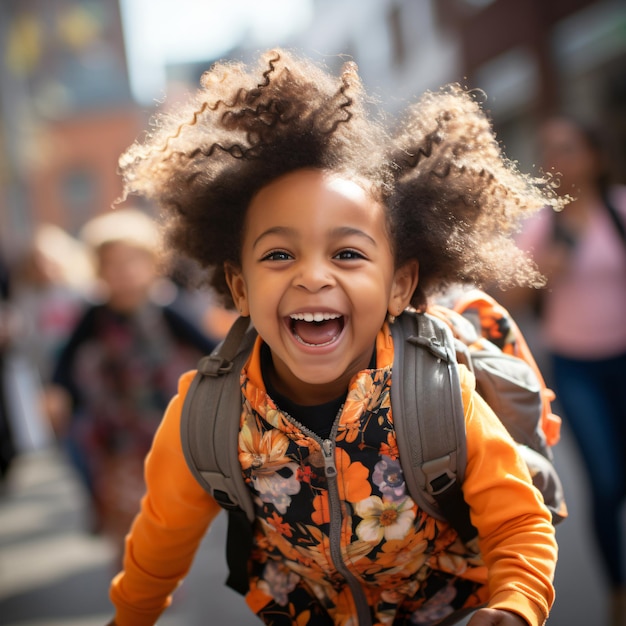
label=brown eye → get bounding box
[335,249,364,260]
[261,250,292,262]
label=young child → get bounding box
[46,209,217,562]
[107,50,564,626]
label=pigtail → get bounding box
[387,85,565,308]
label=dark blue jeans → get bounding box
[552,350,626,587]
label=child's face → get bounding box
[97,241,158,312]
[226,168,417,405]
[539,119,600,193]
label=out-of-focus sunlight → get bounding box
[119,0,314,104]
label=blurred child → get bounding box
[46,208,216,561]
[106,50,563,626]
[10,223,93,383]
[3,224,92,455]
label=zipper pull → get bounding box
[321,439,337,478]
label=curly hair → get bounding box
[119,49,566,309]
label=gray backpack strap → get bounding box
[180,315,258,594]
[181,315,257,523]
[390,311,477,545]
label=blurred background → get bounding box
[0,1,625,625]
[1,0,625,249]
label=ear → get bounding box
[224,262,250,317]
[388,260,419,316]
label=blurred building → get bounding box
[290,0,626,175]
[440,0,626,172]
[1,0,625,259]
[0,0,144,257]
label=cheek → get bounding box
[351,278,393,318]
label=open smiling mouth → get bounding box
[289,312,345,347]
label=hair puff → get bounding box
[118,49,566,309]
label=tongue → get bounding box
[293,319,342,345]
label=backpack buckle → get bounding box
[213,488,241,511]
[407,335,449,362]
[198,354,235,377]
[422,455,456,495]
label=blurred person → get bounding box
[4,224,94,454]
[510,116,626,626]
[45,208,217,564]
[10,223,94,383]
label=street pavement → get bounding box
[0,424,617,626]
[0,447,258,626]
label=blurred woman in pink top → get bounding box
[515,116,626,626]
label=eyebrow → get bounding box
[331,226,377,246]
[252,226,296,249]
[253,225,378,249]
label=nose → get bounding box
[293,258,335,292]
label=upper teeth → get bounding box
[290,312,341,322]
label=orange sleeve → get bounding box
[109,370,224,626]
[459,367,557,626]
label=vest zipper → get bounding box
[321,437,373,625]
[284,410,373,625]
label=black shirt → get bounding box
[260,342,376,440]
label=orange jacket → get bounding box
[110,324,557,626]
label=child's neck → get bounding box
[265,373,344,440]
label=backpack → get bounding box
[180,289,567,594]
